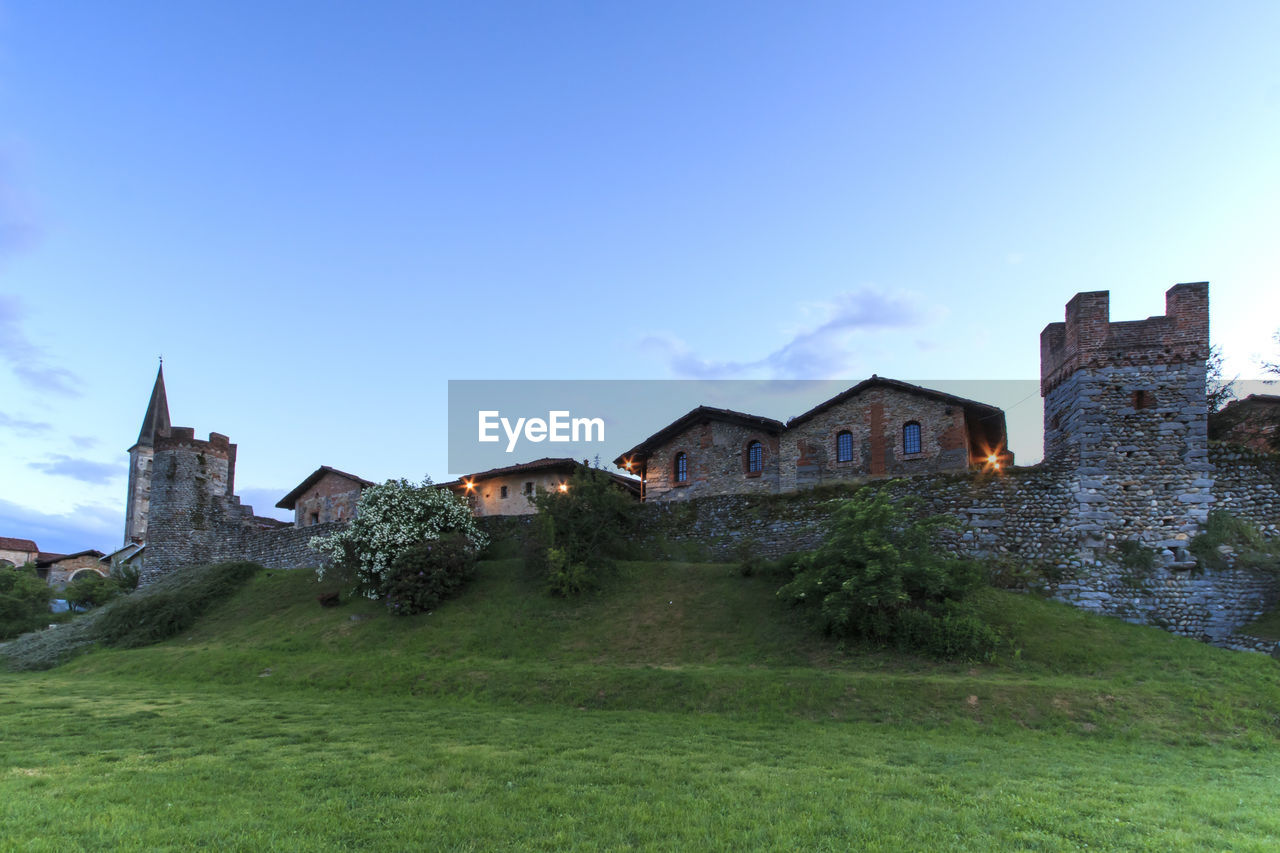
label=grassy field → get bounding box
[3,559,1280,849]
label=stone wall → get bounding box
[291,472,363,527]
[643,419,781,502]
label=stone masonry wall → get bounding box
[643,420,781,502]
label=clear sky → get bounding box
[1,1,1277,554]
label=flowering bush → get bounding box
[310,476,488,597]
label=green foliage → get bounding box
[777,487,999,660]
[113,563,141,592]
[310,476,488,598]
[0,564,52,640]
[530,466,636,596]
[1116,540,1156,572]
[1189,510,1280,573]
[64,573,121,610]
[94,561,262,648]
[383,534,478,616]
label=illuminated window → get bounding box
[746,440,763,473]
[836,430,853,463]
[674,452,688,483]
[903,422,922,455]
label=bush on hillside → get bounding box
[777,487,1000,661]
[94,561,263,648]
[383,533,478,616]
[530,466,636,596]
[1189,510,1280,573]
[310,476,488,598]
[0,564,53,640]
[64,572,124,610]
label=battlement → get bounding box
[154,427,235,459]
[1040,282,1209,394]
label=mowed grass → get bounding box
[4,559,1280,849]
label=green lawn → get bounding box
[3,560,1279,849]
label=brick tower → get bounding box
[124,364,170,545]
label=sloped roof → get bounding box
[0,537,39,553]
[786,376,1004,428]
[613,406,785,466]
[36,549,106,568]
[439,457,641,496]
[134,364,171,448]
[276,466,376,509]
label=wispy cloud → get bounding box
[0,412,52,436]
[70,435,99,449]
[29,455,125,485]
[641,287,935,379]
[0,295,82,396]
[0,497,118,554]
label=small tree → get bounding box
[311,476,488,598]
[530,466,636,596]
[64,572,121,610]
[0,564,53,640]
[777,487,999,660]
[1205,344,1236,414]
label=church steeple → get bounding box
[134,363,171,448]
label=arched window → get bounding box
[903,422,922,455]
[673,452,688,483]
[836,430,854,463]
[746,440,763,473]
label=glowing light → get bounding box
[558,483,569,492]
[986,454,998,464]
[464,479,475,491]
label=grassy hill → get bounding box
[3,559,1280,849]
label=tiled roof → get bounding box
[0,537,39,553]
[276,466,376,509]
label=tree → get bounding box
[0,564,52,640]
[1205,344,1236,414]
[777,487,999,660]
[529,465,636,595]
[310,477,488,598]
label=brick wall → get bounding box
[642,420,781,501]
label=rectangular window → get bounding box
[903,422,922,455]
[500,485,509,499]
[524,481,534,495]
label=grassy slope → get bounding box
[52,559,1280,744]
[4,560,1280,849]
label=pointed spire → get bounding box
[135,363,171,448]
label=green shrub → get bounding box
[383,534,478,616]
[1116,540,1156,572]
[530,466,636,596]
[95,561,262,648]
[777,487,999,660]
[0,564,53,640]
[1190,511,1280,572]
[64,573,121,610]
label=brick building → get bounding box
[616,383,1010,502]
[1211,394,1280,453]
[441,457,641,516]
[35,550,108,587]
[276,466,374,527]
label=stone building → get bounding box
[276,466,374,527]
[781,377,1012,491]
[0,536,39,568]
[615,384,1010,502]
[614,407,785,502]
[441,457,641,516]
[35,550,108,587]
[1211,394,1280,453]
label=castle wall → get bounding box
[124,446,153,545]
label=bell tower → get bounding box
[124,363,170,544]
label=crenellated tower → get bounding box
[1040,282,1212,558]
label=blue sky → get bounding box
[1,1,1277,554]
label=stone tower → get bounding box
[1040,282,1212,558]
[124,365,171,545]
[143,428,239,582]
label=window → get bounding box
[836,430,853,463]
[746,440,763,473]
[1132,390,1156,410]
[903,422,922,455]
[500,485,509,499]
[674,452,688,483]
[309,512,320,526]
[523,481,534,496]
